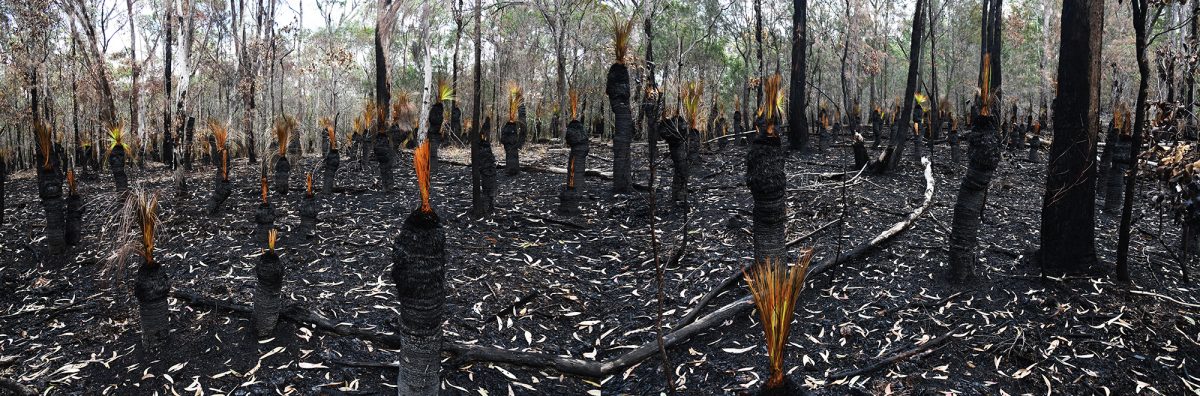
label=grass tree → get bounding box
[272,116,296,197]
[747,75,787,264]
[392,141,446,395]
[680,82,706,205]
[255,229,284,337]
[948,56,1002,282]
[560,90,588,216]
[501,85,525,176]
[206,119,233,215]
[65,170,84,246]
[607,15,635,194]
[132,191,169,350]
[36,122,66,257]
[105,124,131,191]
[745,249,813,394]
[320,117,340,195]
[1104,106,1132,213]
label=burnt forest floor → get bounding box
[2,134,1199,396]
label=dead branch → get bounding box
[827,324,963,381]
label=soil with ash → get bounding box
[1,137,1197,395]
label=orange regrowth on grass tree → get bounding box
[611,14,634,64]
[35,122,53,170]
[567,156,576,189]
[274,116,296,157]
[744,248,815,389]
[319,117,337,151]
[260,176,269,204]
[414,140,433,213]
[508,84,524,123]
[266,228,278,253]
[757,75,784,137]
[979,53,994,116]
[682,82,704,130]
[209,119,231,180]
[67,170,77,195]
[569,89,581,121]
[137,191,161,268]
[305,172,314,197]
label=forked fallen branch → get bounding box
[174,157,937,380]
[826,324,963,381]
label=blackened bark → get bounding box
[274,157,290,197]
[254,250,283,337]
[501,122,521,175]
[374,132,395,192]
[184,116,195,170]
[687,128,701,174]
[1117,0,1152,281]
[37,149,65,256]
[323,149,339,194]
[1103,135,1131,213]
[207,179,232,215]
[948,115,1001,282]
[254,203,276,245]
[299,194,317,239]
[564,120,589,195]
[747,117,786,263]
[472,119,497,217]
[661,119,689,206]
[392,209,445,396]
[733,111,745,145]
[788,0,808,152]
[1040,0,1102,275]
[608,63,634,194]
[65,193,83,246]
[949,128,961,164]
[852,135,869,170]
[109,146,128,190]
[134,262,170,350]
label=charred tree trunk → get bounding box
[163,4,175,168]
[661,119,688,206]
[852,134,869,170]
[948,114,1001,282]
[882,0,926,172]
[207,155,232,215]
[254,248,283,337]
[134,261,170,350]
[323,148,339,194]
[1041,0,1102,275]
[1117,0,1153,282]
[1103,134,1131,213]
[501,122,522,175]
[109,146,129,190]
[1,159,6,225]
[789,0,808,152]
[37,149,65,257]
[274,157,290,197]
[374,131,395,192]
[299,193,317,239]
[65,191,83,246]
[472,119,497,217]
[609,63,634,194]
[747,117,786,263]
[560,120,589,216]
[255,202,276,245]
[392,209,446,396]
[184,116,195,170]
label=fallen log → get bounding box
[174,157,936,380]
